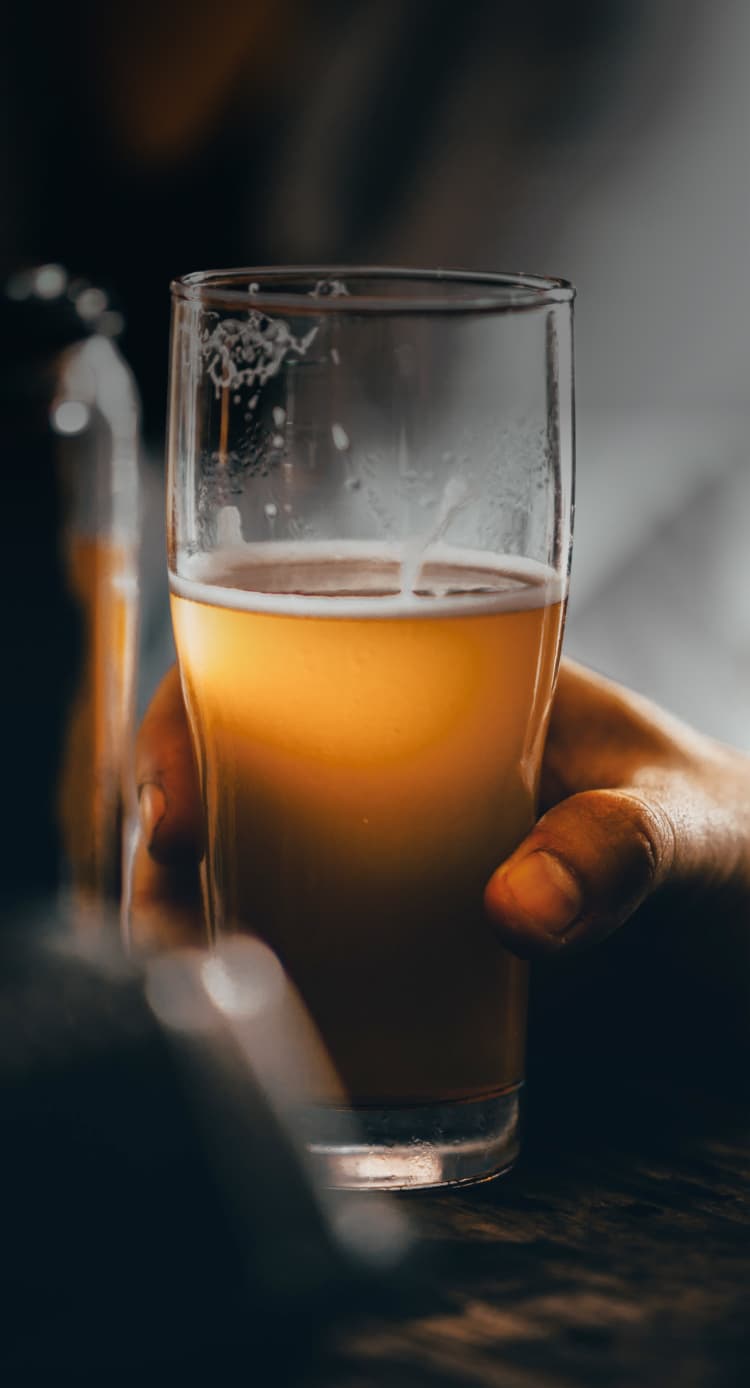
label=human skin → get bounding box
[132,658,750,963]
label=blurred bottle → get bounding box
[1,265,140,927]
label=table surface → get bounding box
[4,924,747,1388]
[308,1088,750,1388]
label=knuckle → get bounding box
[602,789,676,888]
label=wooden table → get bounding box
[309,1089,750,1387]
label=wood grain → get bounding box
[310,1089,750,1388]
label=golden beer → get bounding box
[171,544,563,1106]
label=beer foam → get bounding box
[170,541,564,619]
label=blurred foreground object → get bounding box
[0,922,413,1386]
[1,266,139,923]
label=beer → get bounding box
[171,544,564,1106]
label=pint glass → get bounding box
[167,268,574,1189]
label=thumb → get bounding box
[484,788,676,958]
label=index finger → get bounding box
[136,665,203,866]
[539,658,699,810]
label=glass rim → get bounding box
[170,265,575,314]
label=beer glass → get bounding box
[167,268,574,1189]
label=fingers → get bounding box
[539,659,698,809]
[130,665,205,952]
[128,830,206,954]
[497,659,750,958]
[484,787,676,958]
[135,665,202,866]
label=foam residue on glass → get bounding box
[309,279,350,299]
[331,423,350,452]
[193,276,556,610]
[215,505,244,547]
[200,313,318,399]
[400,474,471,597]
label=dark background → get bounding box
[2,0,639,434]
[3,0,748,742]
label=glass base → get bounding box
[305,1086,522,1191]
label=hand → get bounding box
[131,660,750,966]
[129,666,204,951]
[484,659,750,958]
